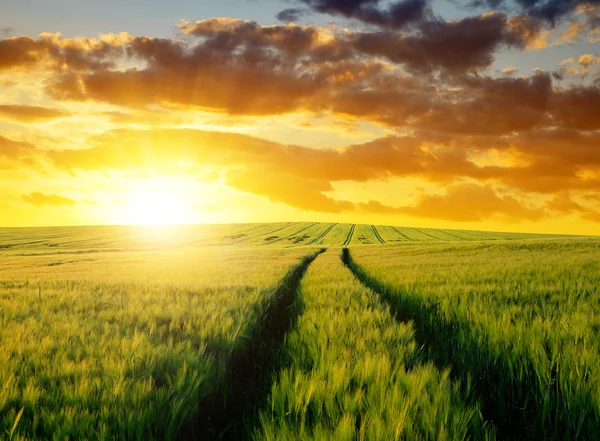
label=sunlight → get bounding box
[119,180,197,225]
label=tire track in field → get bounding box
[371,225,386,244]
[340,248,492,435]
[467,230,501,240]
[390,226,414,241]
[338,249,492,440]
[252,222,297,241]
[306,223,337,245]
[234,222,295,242]
[341,248,581,441]
[207,223,273,243]
[197,248,325,440]
[342,224,356,246]
[432,229,467,241]
[262,222,319,245]
[412,228,447,241]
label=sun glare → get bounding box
[119,180,197,225]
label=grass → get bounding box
[346,239,600,440]
[0,240,311,440]
[0,224,597,440]
[254,250,494,441]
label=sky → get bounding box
[1,0,600,234]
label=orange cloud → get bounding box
[578,53,598,67]
[3,126,599,222]
[502,67,519,74]
[0,33,128,72]
[0,20,586,143]
[2,17,600,225]
[0,136,40,169]
[20,22,585,138]
[227,169,354,213]
[395,184,545,222]
[0,105,72,123]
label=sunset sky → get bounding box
[1,0,600,234]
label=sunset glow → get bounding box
[117,181,197,226]
[1,0,599,234]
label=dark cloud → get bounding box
[0,34,127,71]
[17,25,597,153]
[551,85,600,130]
[468,0,599,24]
[22,192,76,206]
[351,12,540,73]
[523,0,598,24]
[29,17,544,126]
[0,36,49,70]
[298,0,428,29]
[178,19,320,56]
[414,72,553,134]
[276,7,309,22]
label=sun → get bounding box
[119,180,197,225]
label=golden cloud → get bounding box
[22,192,76,206]
[0,104,72,123]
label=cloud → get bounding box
[99,110,185,126]
[227,169,354,212]
[0,135,40,169]
[0,33,130,71]
[46,128,425,181]
[28,19,547,129]
[0,105,72,123]
[4,124,600,218]
[467,0,599,24]
[2,19,600,223]
[545,191,585,212]
[502,66,519,74]
[35,124,600,194]
[526,0,599,24]
[296,0,428,29]
[22,192,76,206]
[350,13,541,73]
[413,72,553,135]
[33,126,593,210]
[544,191,600,223]
[276,7,309,22]
[551,85,600,130]
[47,27,327,114]
[578,53,599,67]
[396,184,545,222]
[0,36,49,70]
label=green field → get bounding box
[0,223,598,440]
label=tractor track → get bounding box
[371,225,386,244]
[263,222,319,245]
[342,224,356,246]
[307,223,338,245]
[390,226,413,241]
